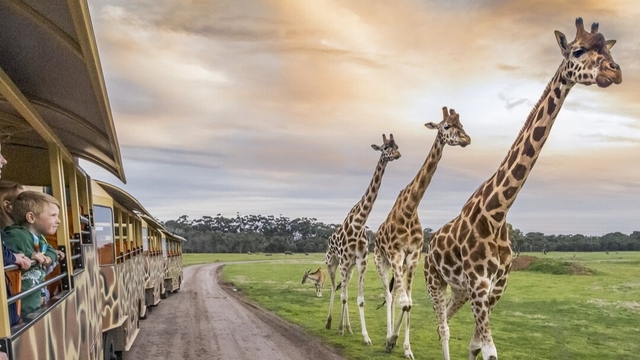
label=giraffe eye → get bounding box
[443,125,451,130]
[572,48,585,58]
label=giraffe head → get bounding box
[555,17,622,88]
[371,134,401,162]
[424,107,471,148]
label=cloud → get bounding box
[84,0,640,236]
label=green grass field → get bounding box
[185,252,640,359]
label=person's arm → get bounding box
[13,253,31,269]
[42,237,57,266]
[2,242,16,266]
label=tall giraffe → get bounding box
[325,133,401,345]
[375,107,471,359]
[424,18,622,360]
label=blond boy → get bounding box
[4,191,59,316]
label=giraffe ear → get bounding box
[555,30,570,57]
[424,122,438,130]
[371,144,383,151]
[606,39,616,50]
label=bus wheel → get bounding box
[103,332,122,360]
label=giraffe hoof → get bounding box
[386,335,398,352]
[363,336,372,346]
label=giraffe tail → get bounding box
[376,277,395,310]
[335,283,341,291]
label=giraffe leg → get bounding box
[402,309,414,359]
[389,257,407,352]
[426,261,451,360]
[468,278,497,360]
[389,306,404,352]
[446,286,469,321]
[488,275,508,312]
[401,252,420,360]
[325,260,338,329]
[356,256,372,345]
[375,251,395,348]
[374,248,392,338]
[339,266,354,335]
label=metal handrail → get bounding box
[6,272,67,306]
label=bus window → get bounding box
[161,238,167,259]
[94,205,114,265]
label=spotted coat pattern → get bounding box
[423,18,622,360]
[324,134,401,346]
[374,107,470,359]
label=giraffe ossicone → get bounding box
[424,17,622,360]
[374,107,470,360]
[324,133,401,346]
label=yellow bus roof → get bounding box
[94,180,153,219]
[0,0,126,182]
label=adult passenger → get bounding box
[0,145,31,326]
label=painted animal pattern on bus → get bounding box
[302,268,326,297]
[100,255,146,350]
[144,253,164,306]
[164,256,183,292]
[10,245,102,360]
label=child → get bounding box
[4,191,59,317]
[0,180,32,324]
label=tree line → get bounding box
[163,214,640,254]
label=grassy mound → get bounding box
[511,255,537,271]
[512,256,595,275]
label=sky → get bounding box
[81,0,640,236]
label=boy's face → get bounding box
[28,202,60,236]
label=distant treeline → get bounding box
[163,214,640,254]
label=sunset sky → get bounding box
[82,0,640,236]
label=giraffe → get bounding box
[325,133,401,345]
[375,107,471,359]
[424,18,622,360]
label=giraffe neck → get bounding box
[481,65,575,217]
[348,155,389,227]
[401,138,445,213]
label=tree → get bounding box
[507,224,524,255]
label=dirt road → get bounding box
[126,263,346,360]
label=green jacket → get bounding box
[3,225,58,316]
